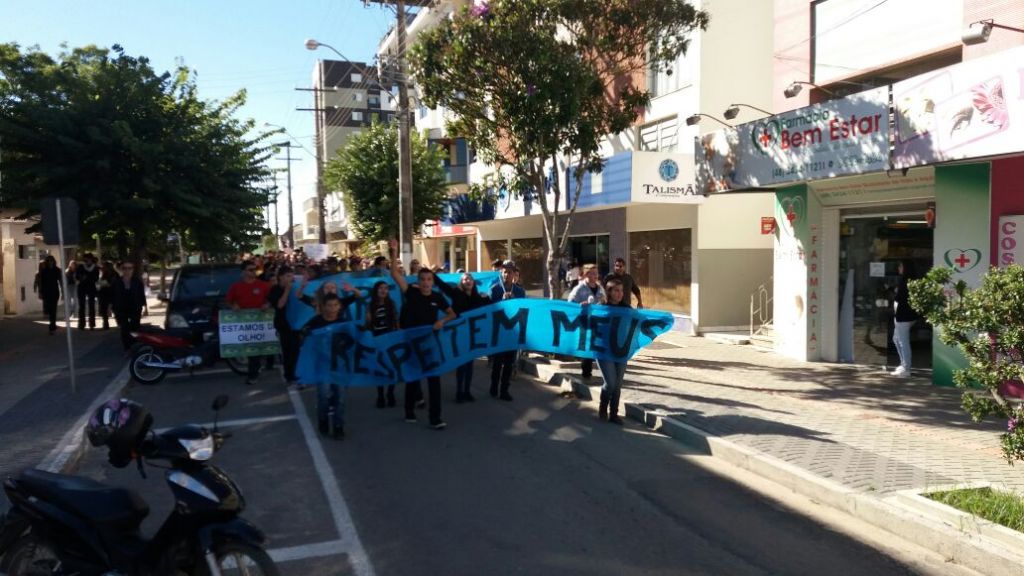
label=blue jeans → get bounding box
[316,383,347,428]
[597,359,627,394]
[893,320,913,371]
[456,361,474,394]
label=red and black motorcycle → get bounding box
[128,327,249,384]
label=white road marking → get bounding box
[266,539,347,563]
[153,414,297,433]
[288,389,376,576]
[40,363,130,472]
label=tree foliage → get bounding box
[322,120,448,244]
[0,43,274,260]
[411,0,709,296]
[909,265,1024,464]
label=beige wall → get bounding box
[697,248,774,330]
[698,192,775,249]
[699,0,774,122]
[1,220,53,316]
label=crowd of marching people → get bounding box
[193,244,646,441]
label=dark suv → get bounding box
[161,263,243,341]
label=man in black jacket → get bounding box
[112,261,147,350]
[75,253,101,330]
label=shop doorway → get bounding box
[567,235,610,278]
[838,209,933,369]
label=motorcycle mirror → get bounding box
[212,395,229,411]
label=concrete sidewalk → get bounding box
[624,333,1024,495]
[523,333,1024,575]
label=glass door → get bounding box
[838,211,933,368]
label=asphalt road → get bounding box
[69,362,975,576]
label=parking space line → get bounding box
[267,539,347,563]
[288,389,376,576]
[153,414,297,433]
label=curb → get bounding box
[39,361,132,474]
[520,357,1024,576]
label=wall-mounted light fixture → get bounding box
[685,113,733,128]
[962,19,1024,45]
[723,103,773,120]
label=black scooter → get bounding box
[0,396,278,576]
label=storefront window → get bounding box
[629,229,691,314]
[511,238,544,296]
[567,235,610,278]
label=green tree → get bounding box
[909,265,1024,464]
[412,0,708,296]
[322,120,448,243]
[0,43,273,261]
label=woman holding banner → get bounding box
[367,280,399,408]
[597,279,630,425]
[435,272,491,403]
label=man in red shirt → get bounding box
[226,260,272,385]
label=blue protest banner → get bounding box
[286,270,500,330]
[296,299,674,387]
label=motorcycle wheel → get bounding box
[224,356,249,376]
[130,348,168,385]
[0,534,60,576]
[200,542,280,576]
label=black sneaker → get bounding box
[499,392,514,402]
[465,392,476,402]
[405,414,418,423]
[489,384,499,398]
[608,416,624,426]
[429,420,447,430]
[245,378,257,386]
[416,399,426,409]
[332,426,345,440]
[318,420,329,435]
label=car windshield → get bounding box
[173,267,240,302]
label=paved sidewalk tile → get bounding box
[624,333,1024,495]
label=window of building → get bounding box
[369,96,381,107]
[351,73,363,83]
[17,245,37,260]
[351,111,364,122]
[648,44,691,97]
[639,116,679,152]
[629,228,692,314]
[353,93,363,102]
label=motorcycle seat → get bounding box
[18,469,149,529]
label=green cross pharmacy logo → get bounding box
[944,248,982,273]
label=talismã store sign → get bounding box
[695,86,890,193]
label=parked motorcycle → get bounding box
[0,395,278,576]
[129,327,249,385]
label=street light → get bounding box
[685,113,733,128]
[962,19,1024,45]
[723,103,773,120]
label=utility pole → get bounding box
[395,0,415,269]
[273,143,301,249]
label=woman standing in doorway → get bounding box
[891,262,919,378]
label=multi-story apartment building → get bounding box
[311,59,396,256]
[696,0,1024,385]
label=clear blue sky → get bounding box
[0,0,395,232]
